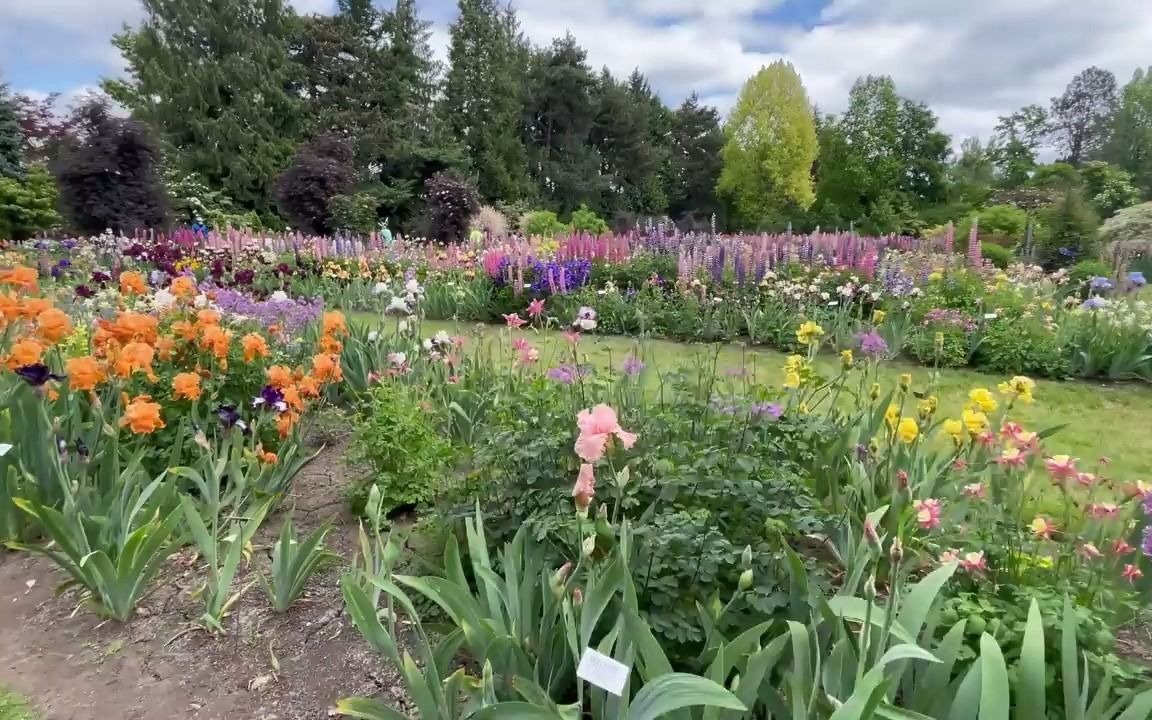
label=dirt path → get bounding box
[0,442,411,720]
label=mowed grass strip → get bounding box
[355,313,1152,482]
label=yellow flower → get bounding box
[885,404,900,429]
[897,417,920,443]
[928,271,942,282]
[784,354,805,372]
[918,395,938,418]
[870,382,881,400]
[962,408,989,435]
[798,403,810,414]
[783,371,801,389]
[997,376,1036,403]
[796,321,824,347]
[899,373,912,390]
[967,388,998,413]
[840,349,854,368]
[872,310,886,324]
[942,418,964,438]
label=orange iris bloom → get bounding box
[7,338,45,369]
[119,271,147,295]
[36,308,72,344]
[172,372,202,400]
[311,353,342,383]
[169,276,196,298]
[322,311,348,337]
[66,356,106,391]
[120,395,165,434]
[1,266,39,292]
[114,341,156,379]
[242,333,269,362]
[266,365,293,389]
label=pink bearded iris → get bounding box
[574,404,638,462]
[572,464,595,515]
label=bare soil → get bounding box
[0,441,411,720]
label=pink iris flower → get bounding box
[962,483,986,499]
[574,404,638,462]
[959,551,987,573]
[572,464,595,514]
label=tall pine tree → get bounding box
[443,0,532,203]
[105,0,304,214]
[522,35,602,214]
[591,69,669,217]
[0,83,25,180]
[666,94,724,225]
[1106,67,1152,196]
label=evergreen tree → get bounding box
[522,35,602,214]
[51,100,169,234]
[666,94,724,224]
[0,83,25,180]
[1049,66,1118,165]
[718,61,818,228]
[443,0,532,202]
[1105,67,1152,196]
[591,69,669,216]
[105,0,304,214]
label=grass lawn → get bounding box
[357,314,1152,483]
[0,689,36,720]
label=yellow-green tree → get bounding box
[718,61,818,228]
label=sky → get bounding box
[3,0,1152,148]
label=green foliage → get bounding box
[1035,189,1101,270]
[1067,259,1114,289]
[981,243,1014,269]
[521,209,567,237]
[976,319,1071,378]
[666,95,724,222]
[259,514,337,613]
[568,203,608,234]
[0,165,59,240]
[591,70,672,217]
[0,84,24,181]
[1080,161,1140,219]
[164,168,258,229]
[719,60,818,225]
[908,326,971,367]
[330,192,382,235]
[7,466,181,622]
[106,0,303,213]
[957,204,1029,248]
[1106,66,1152,195]
[1099,201,1152,246]
[350,382,453,516]
[1049,66,1118,165]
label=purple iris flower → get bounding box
[621,355,645,377]
[253,385,287,412]
[15,364,66,386]
[215,405,242,429]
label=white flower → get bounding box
[386,296,410,315]
[405,278,423,296]
[422,338,433,350]
[576,318,598,331]
[434,330,451,345]
[367,331,379,342]
[372,282,389,296]
[397,320,409,334]
[270,290,289,303]
[388,352,407,366]
[151,288,176,312]
[193,294,210,308]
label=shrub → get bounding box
[350,382,453,517]
[51,99,169,234]
[1034,189,1101,270]
[1099,201,1152,246]
[275,135,355,235]
[329,191,380,235]
[569,203,608,234]
[957,204,1029,249]
[1067,259,1114,295]
[981,243,1013,269]
[908,325,970,367]
[975,318,1071,378]
[471,204,507,237]
[0,164,59,240]
[422,170,479,244]
[522,209,567,237]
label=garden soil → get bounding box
[0,441,413,720]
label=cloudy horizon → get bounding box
[3,0,1151,151]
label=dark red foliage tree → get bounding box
[423,170,479,243]
[50,99,169,234]
[275,135,355,235]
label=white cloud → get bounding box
[5,0,1152,148]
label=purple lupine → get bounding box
[621,355,645,376]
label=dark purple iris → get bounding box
[215,405,242,428]
[91,271,111,284]
[233,269,255,286]
[75,284,95,298]
[15,364,66,386]
[254,385,286,412]
[75,437,89,458]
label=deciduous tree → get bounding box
[1049,66,1118,165]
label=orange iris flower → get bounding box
[66,356,106,391]
[0,293,20,323]
[169,276,196,298]
[196,309,221,326]
[120,395,165,434]
[7,338,45,369]
[297,374,321,397]
[1,266,39,292]
[155,336,177,361]
[311,353,342,383]
[114,341,156,379]
[119,271,147,296]
[172,372,203,400]
[20,297,53,320]
[318,334,343,354]
[266,365,293,389]
[322,311,348,337]
[256,445,278,464]
[241,333,269,362]
[36,308,72,345]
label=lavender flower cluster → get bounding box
[208,287,324,338]
[921,308,977,332]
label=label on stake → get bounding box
[577,648,630,696]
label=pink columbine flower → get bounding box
[952,458,969,472]
[896,469,909,489]
[959,551,987,573]
[1122,564,1143,583]
[572,463,595,515]
[527,298,546,318]
[977,431,997,448]
[504,313,527,328]
[1076,472,1097,487]
[574,404,638,462]
[517,347,539,365]
[1030,516,1056,539]
[1089,503,1119,519]
[513,337,530,352]
[962,483,986,499]
[1000,422,1023,440]
[1080,543,1103,560]
[913,498,942,530]
[1045,455,1079,482]
[997,448,1028,468]
[1113,539,1134,555]
[939,549,960,565]
[563,329,581,346]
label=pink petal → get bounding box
[574,433,608,463]
[614,429,638,449]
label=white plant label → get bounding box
[577,648,630,696]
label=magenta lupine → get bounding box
[967,218,981,268]
[944,221,955,255]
